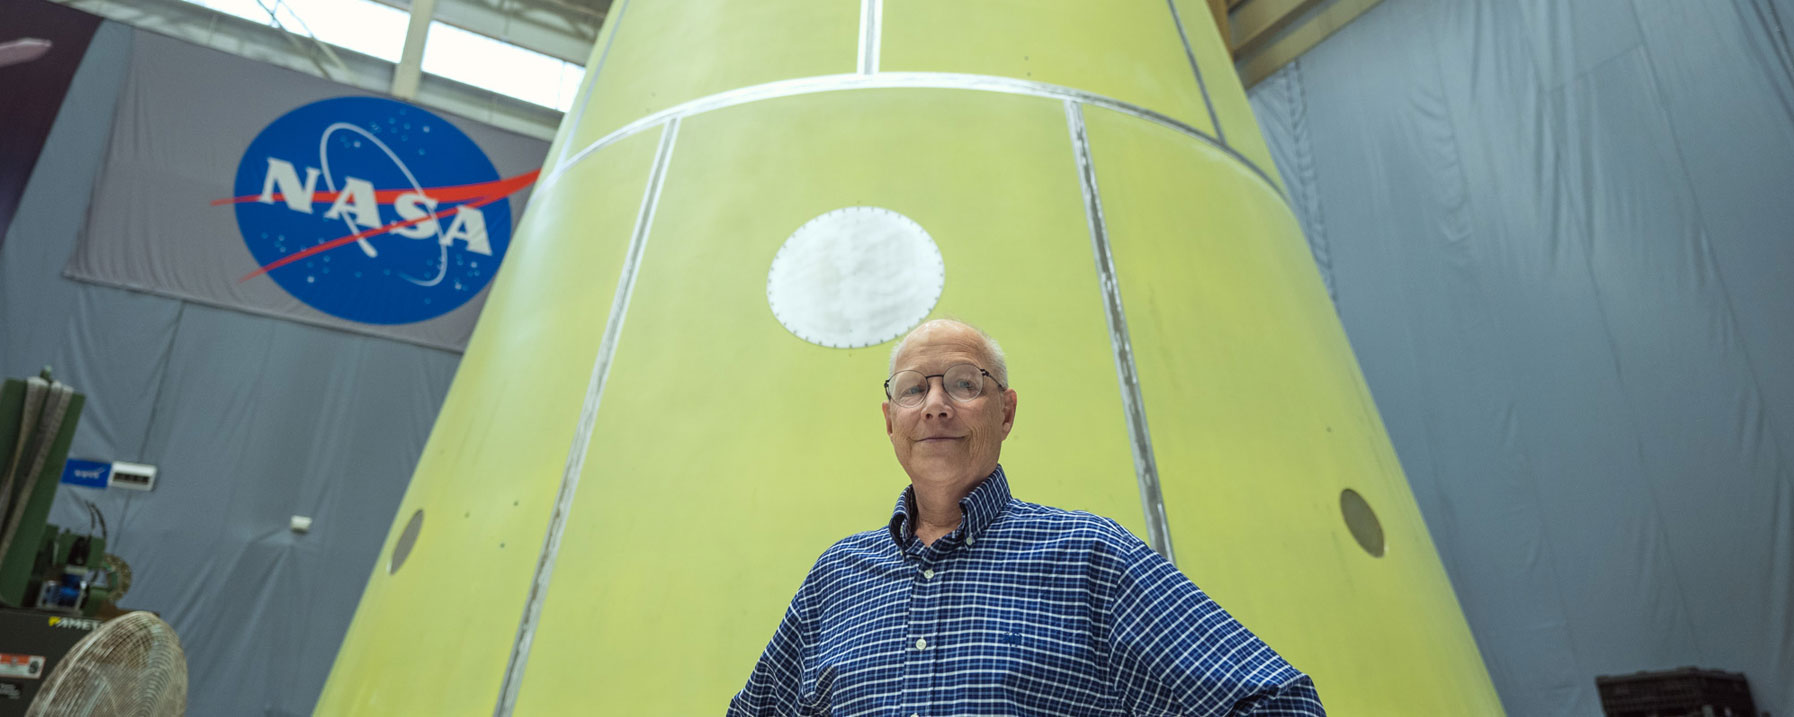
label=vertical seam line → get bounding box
[858,0,883,75]
[1064,99,1177,564]
[493,116,681,716]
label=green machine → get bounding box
[0,369,121,617]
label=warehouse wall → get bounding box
[0,23,461,716]
[1247,0,1794,713]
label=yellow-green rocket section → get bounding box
[319,1,1504,714]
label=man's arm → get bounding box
[727,588,814,716]
[1101,525,1325,716]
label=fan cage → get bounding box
[27,611,187,717]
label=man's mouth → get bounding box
[919,436,964,443]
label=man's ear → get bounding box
[883,400,894,436]
[999,388,1017,438]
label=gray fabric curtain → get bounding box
[0,23,459,716]
[1247,0,1794,714]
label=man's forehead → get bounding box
[893,326,989,369]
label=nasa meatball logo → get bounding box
[221,96,536,325]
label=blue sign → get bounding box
[61,459,111,489]
[229,97,517,325]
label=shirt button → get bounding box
[915,637,927,650]
[965,537,975,545]
[922,568,935,579]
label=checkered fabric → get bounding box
[728,466,1324,716]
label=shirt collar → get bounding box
[888,465,1012,550]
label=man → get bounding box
[730,319,1323,716]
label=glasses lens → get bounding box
[889,371,927,407]
[944,364,983,402]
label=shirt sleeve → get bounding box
[1101,526,1325,716]
[728,567,837,716]
[728,587,808,716]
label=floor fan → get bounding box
[26,611,186,716]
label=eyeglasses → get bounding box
[884,364,1006,408]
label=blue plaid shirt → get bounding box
[729,466,1324,716]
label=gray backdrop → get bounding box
[0,23,460,716]
[1247,0,1794,714]
[3,2,1792,715]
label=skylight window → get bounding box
[188,0,408,62]
[177,0,586,111]
[422,21,586,112]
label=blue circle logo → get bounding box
[228,97,528,325]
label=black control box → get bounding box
[0,608,99,716]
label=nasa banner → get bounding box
[64,32,547,351]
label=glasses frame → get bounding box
[883,364,1008,407]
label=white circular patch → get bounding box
[767,207,944,349]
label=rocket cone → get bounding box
[319,1,1503,714]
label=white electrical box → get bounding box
[108,461,156,491]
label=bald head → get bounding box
[889,319,1008,387]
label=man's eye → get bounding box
[953,380,976,392]
[901,384,925,396]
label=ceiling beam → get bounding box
[1232,0,1384,87]
[1228,0,1327,59]
[1205,0,1230,44]
[390,0,437,99]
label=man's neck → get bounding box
[909,467,991,546]
[912,496,962,547]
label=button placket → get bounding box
[904,549,939,714]
[910,559,935,653]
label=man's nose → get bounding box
[922,377,955,420]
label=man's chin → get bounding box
[909,446,968,468]
[902,456,980,483]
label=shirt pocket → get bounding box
[974,610,1108,713]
